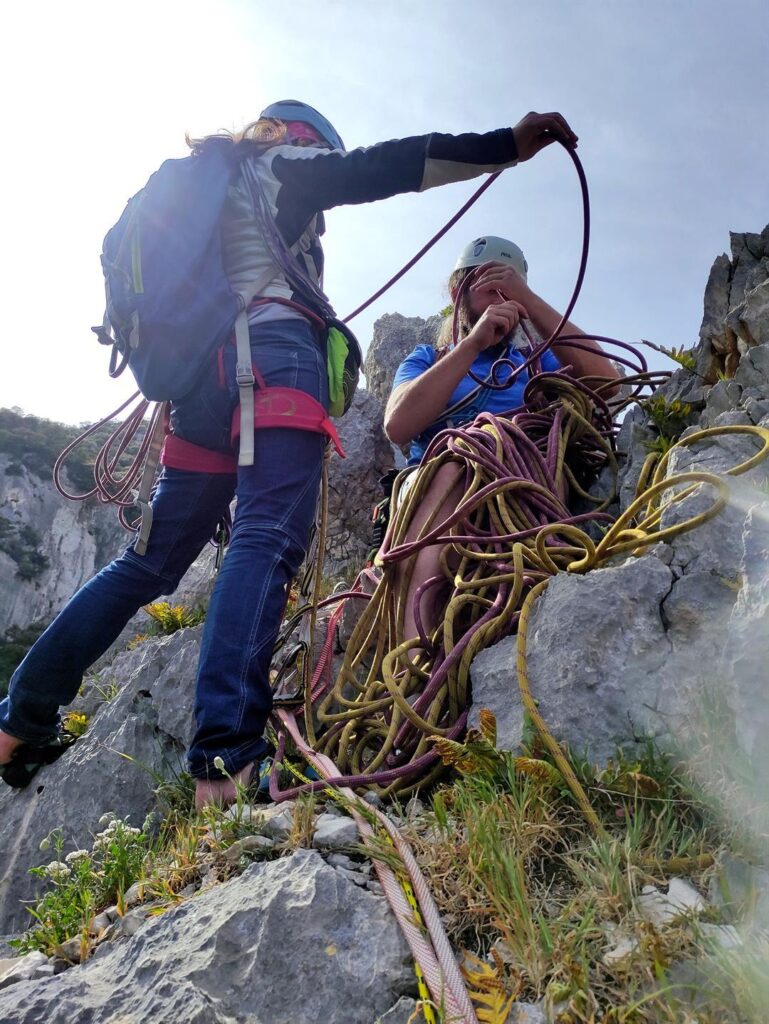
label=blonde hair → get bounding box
[185,117,288,155]
[435,267,474,352]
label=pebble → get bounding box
[603,934,639,966]
[256,804,296,842]
[638,878,707,927]
[54,937,83,964]
[122,882,145,908]
[0,951,52,990]
[89,912,112,935]
[334,866,368,888]
[312,813,359,851]
[224,834,274,864]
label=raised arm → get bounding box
[265,112,578,246]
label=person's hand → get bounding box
[512,111,577,162]
[470,263,531,305]
[464,300,528,353]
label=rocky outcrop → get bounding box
[470,223,769,772]
[363,312,442,414]
[0,850,415,1024]
[695,225,769,381]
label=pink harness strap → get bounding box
[231,387,346,458]
[161,435,238,474]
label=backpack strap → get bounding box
[233,298,256,467]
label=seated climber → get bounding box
[383,235,622,640]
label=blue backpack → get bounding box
[94,140,242,401]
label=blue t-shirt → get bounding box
[392,342,561,464]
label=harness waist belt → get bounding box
[161,435,238,474]
[161,387,346,473]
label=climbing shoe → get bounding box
[0,732,78,789]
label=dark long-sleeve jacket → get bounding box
[221,129,519,307]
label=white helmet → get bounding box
[453,236,528,281]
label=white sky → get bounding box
[1,0,767,425]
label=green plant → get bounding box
[62,711,89,738]
[12,816,150,958]
[0,516,50,580]
[641,395,694,444]
[143,601,206,635]
[0,407,144,495]
[398,728,735,1021]
[91,678,121,703]
[0,620,47,696]
[641,340,698,373]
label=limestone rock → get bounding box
[0,951,53,991]
[638,879,707,928]
[0,850,415,1024]
[363,312,442,414]
[469,557,678,763]
[0,454,126,633]
[0,628,201,935]
[312,813,359,851]
[721,506,769,780]
[696,226,769,379]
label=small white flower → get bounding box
[38,838,51,853]
[213,756,226,772]
[44,861,71,882]
[65,850,90,867]
[97,812,117,828]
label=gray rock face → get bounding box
[325,389,394,578]
[0,627,201,934]
[470,557,679,762]
[0,455,127,633]
[0,850,415,1024]
[696,225,769,380]
[721,506,769,780]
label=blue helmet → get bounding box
[259,100,345,151]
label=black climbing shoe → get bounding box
[0,732,78,789]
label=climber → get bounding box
[0,104,579,809]
[384,235,621,639]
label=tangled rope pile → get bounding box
[272,373,769,812]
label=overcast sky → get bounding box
[1,0,767,424]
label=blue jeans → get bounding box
[0,319,327,778]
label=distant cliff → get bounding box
[0,411,129,634]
